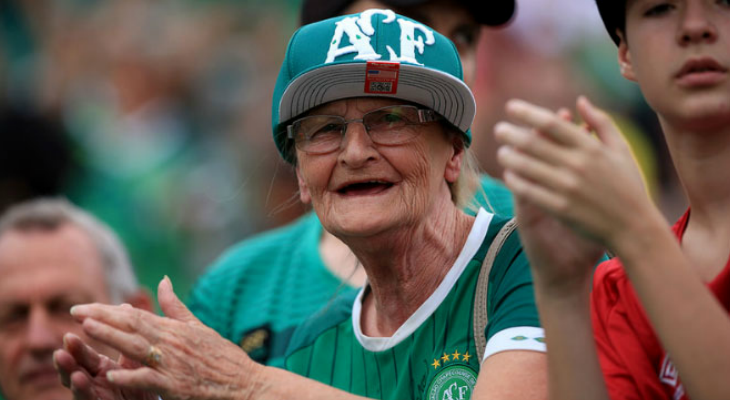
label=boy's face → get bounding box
[620,0,730,130]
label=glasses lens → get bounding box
[365,106,422,145]
[293,116,344,153]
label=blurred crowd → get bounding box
[0,0,685,297]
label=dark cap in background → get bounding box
[595,0,625,45]
[300,0,516,27]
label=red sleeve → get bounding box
[591,260,668,400]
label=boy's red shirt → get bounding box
[591,209,730,400]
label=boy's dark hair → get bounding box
[596,0,626,45]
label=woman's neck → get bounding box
[661,118,730,279]
[345,201,475,337]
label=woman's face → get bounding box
[295,97,463,239]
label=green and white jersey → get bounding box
[285,209,545,400]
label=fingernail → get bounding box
[106,371,115,382]
[70,305,88,316]
[164,275,173,289]
[495,123,515,141]
[62,333,78,348]
[506,98,526,110]
[83,318,99,330]
[497,146,512,157]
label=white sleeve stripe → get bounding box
[482,326,546,362]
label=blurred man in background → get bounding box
[0,199,151,400]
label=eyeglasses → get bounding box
[287,105,442,155]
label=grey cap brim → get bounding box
[278,63,476,134]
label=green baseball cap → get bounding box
[271,9,476,162]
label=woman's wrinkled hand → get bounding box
[65,276,260,400]
[54,333,157,400]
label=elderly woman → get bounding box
[54,9,547,400]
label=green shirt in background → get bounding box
[187,175,514,367]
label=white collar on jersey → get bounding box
[352,208,494,352]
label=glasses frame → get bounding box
[286,105,442,155]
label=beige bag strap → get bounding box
[473,217,518,362]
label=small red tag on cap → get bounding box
[364,61,400,94]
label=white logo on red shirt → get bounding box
[659,354,685,400]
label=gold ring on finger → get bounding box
[143,345,162,368]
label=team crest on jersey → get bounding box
[325,9,435,66]
[427,350,477,400]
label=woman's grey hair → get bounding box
[0,198,139,304]
[443,125,484,213]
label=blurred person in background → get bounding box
[471,0,682,218]
[0,2,77,216]
[0,198,151,400]
[471,0,623,178]
[0,108,75,214]
[186,0,518,368]
[0,0,294,300]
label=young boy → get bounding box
[494,1,730,399]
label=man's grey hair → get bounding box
[0,198,140,304]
